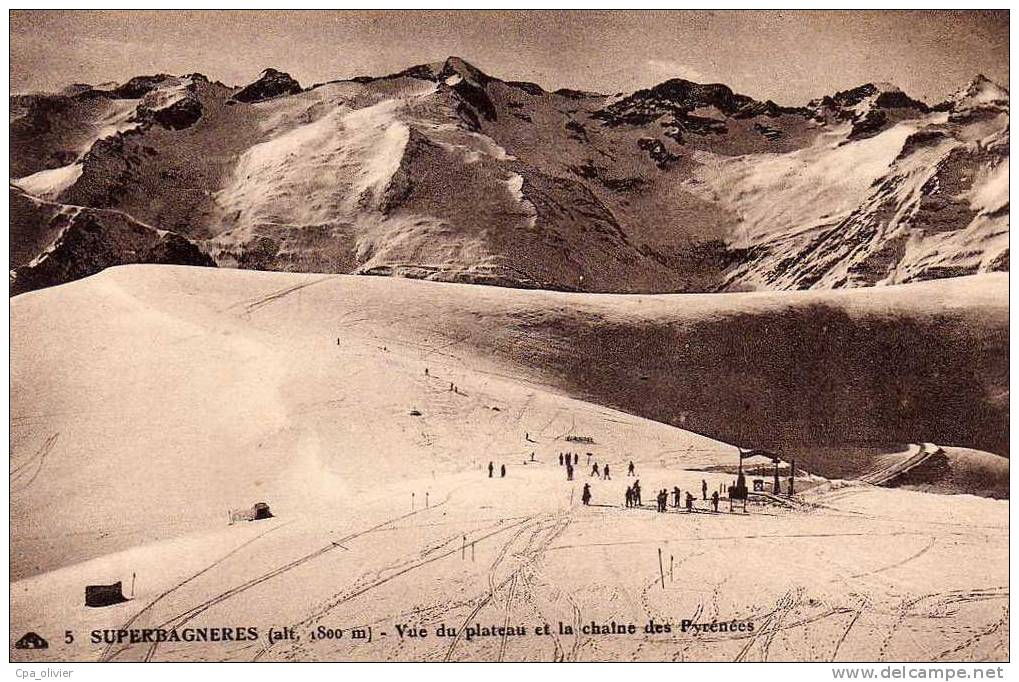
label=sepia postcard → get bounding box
[7,8,1010,668]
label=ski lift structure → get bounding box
[730,447,795,511]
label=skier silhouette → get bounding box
[488,461,494,478]
[582,483,592,506]
[603,464,610,480]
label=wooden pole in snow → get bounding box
[658,548,665,589]
[131,572,136,598]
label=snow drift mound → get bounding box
[878,446,1009,499]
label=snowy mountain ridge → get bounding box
[9,59,1009,295]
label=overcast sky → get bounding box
[10,10,1009,105]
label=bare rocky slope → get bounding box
[9,59,1009,295]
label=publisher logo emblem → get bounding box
[14,632,49,650]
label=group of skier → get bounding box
[558,454,637,481]
[620,477,720,513]
[559,452,579,480]
[500,448,724,514]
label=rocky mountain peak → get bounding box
[60,83,94,96]
[398,56,493,88]
[805,81,929,139]
[592,77,781,132]
[231,68,302,103]
[111,74,180,99]
[439,56,490,84]
[950,74,1009,108]
[811,81,926,112]
[645,79,750,112]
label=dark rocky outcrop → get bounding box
[112,74,179,99]
[144,94,203,130]
[10,191,214,296]
[231,68,302,103]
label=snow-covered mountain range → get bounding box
[10,58,1009,295]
